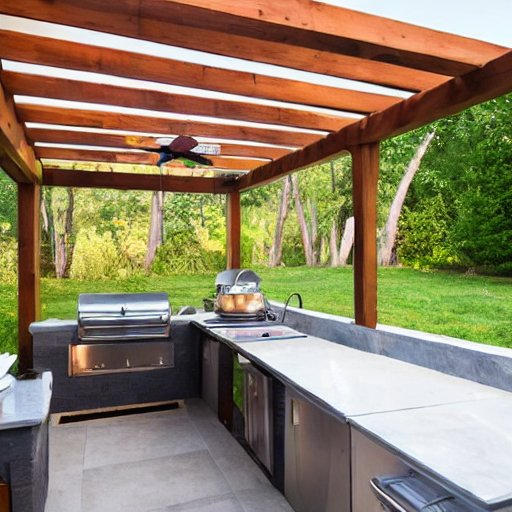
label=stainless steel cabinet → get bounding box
[244,364,274,473]
[284,388,351,512]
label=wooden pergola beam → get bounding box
[35,147,266,171]
[226,191,241,269]
[16,104,323,148]
[18,182,41,371]
[0,80,40,183]
[43,168,236,194]
[237,49,512,191]
[26,128,293,160]
[351,143,379,328]
[0,31,400,114]
[0,0,504,77]
[1,72,353,133]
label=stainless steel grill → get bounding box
[77,292,171,341]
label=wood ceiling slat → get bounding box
[0,0,506,77]
[43,167,235,194]
[0,81,40,183]
[1,71,352,132]
[237,49,512,191]
[26,129,293,160]
[0,31,400,114]
[36,147,264,170]
[17,104,322,147]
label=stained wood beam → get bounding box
[16,104,323,147]
[1,72,353,132]
[0,0,503,78]
[0,80,40,183]
[26,128,293,160]
[43,168,235,194]
[35,147,266,170]
[226,191,241,269]
[237,49,512,191]
[351,143,379,328]
[0,31,400,114]
[18,182,41,371]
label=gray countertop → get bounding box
[0,371,52,430]
[194,318,512,509]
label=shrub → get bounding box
[70,228,120,280]
[0,236,17,284]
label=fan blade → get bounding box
[169,135,198,153]
[157,153,175,167]
[177,152,213,166]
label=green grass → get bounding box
[0,267,511,355]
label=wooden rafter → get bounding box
[42,167,236,194]
[0,31,400,114]
[16,104,324,147]
[35,147,266,170]
[0,0,506,77]
[26,128,293,160]
[0,80,40,183]
[237,49,512,191]
[1,71,353,133]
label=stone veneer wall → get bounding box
[273,303,512,393]
[31,318,201,413]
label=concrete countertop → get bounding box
[194,318,512,509]
[0,371,52,430]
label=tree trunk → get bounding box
[379,131,435,266]
[308,198,319,265]
[145,190,164,271]
[339,216,355,265]
[291,174,314,265]
[52,188,74,278]
[329,220,340,266]
[330,161,336,193]
[269,176,291,267]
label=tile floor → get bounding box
[45,399,294,512]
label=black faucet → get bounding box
[281,293,303,324]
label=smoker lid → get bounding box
[215,269,261,287]
[78,292,170,316]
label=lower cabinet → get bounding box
[284,388,351,512]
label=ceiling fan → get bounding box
[135,135,221,168]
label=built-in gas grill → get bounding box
[78,292,171,341]
[71,292,173,376]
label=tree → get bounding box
[379,131,435,265]
[291,174,315,265]
[269,176,291,267]
[48,187,74,278]
[145,191,164,271]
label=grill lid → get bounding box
[77,292,171,340]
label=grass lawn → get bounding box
[0,267,511,355]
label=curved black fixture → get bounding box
[281,292,303,324]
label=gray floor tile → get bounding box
[149,492,243,512]
[45,469,82,512]
[84,413,205,469]
[237,487,295,512]
[49,425,86,474]
[191,412,271,492]
[82,449,231,512]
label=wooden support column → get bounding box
[226,191,241,269]
[18,183,41,372]
[351,143,379,328]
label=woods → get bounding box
[0,94,511,281]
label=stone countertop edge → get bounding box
[0,371,53,430]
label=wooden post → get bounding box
[0,482,10,512]
[350,143,379,328]
[226,191,241,269]
[18,183,41,372]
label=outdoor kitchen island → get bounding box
[194,314,512,512]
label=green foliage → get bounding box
[70,228,119,280]
[152,230,224,275]
[0,227,17,285]
[0,171,17,236]
[398,195,460,269]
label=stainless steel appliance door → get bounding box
[284,389,351,512]
[244,364,273,473]
[202,337,220,414]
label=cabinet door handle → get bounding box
[291,399,300,426]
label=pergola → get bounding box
[0,0,511,372]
